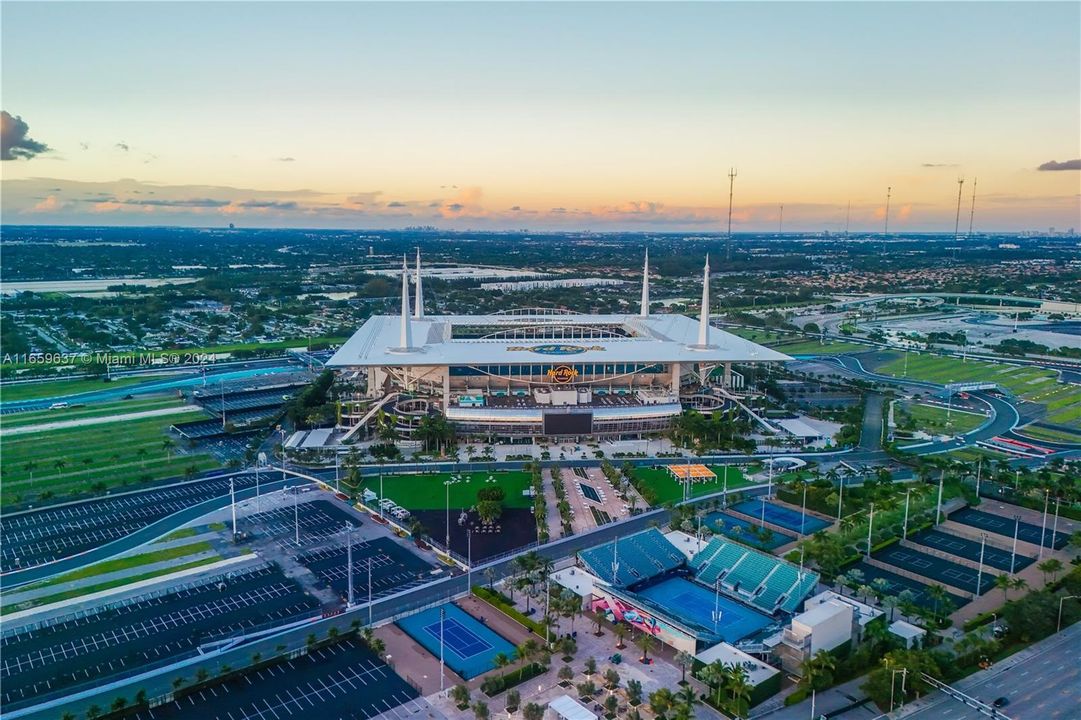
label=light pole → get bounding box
[800,483,808,537]
[445,479,451,550]
[1057,595,1079,632]
[722,464,728,509]
[866,503,875,557]
[346,523,354,607]
[975,458,982,499]
[293,484,300,546]
[466,528,473,590]
[1010,515,1020,574]
[229,477,237,540]
[935,471,945,526]
[334,451,340,494]
[1039,489,1050,560]
[837,473,845,521]
[439,606,446,692]
[367,557,373,627]
[902,488,911,539]
[975,533,986,596]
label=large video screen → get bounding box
[543,411,593,435]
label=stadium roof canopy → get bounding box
[327,312,791,368]
[327,251,790,368]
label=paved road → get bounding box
[897,622,1081,720]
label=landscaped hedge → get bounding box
[472,586,546,636]
[481,662,548,696]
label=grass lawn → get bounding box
[0,410,218,505]
[17,541,214,591]
[359,470,534,510]
[1,395,185,428]
[0,375,157,402]
[0,556,222,615]
[898,402,989,435]
[635,465,751,505]
[1015,424,1081,444]
[877,354,1059,400]
[773,339,868,355]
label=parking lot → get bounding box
[0,472,265,572]
[296,537,435,603]
[245,499,362,549]
[0,564,319,708]
[132,637,419,720]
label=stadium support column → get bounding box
[723,363,732,388]
[670,362,681,392]
[399,255,413,350]
[443,373,450,410]
[697,254,711,347]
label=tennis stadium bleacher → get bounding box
[692,537,819,614]
[579,528,685,587]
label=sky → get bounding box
[2,1,1079,232]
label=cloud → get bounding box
[28,195,64,213]
[235,200,298,209]
[115,142,130,152]
[79,142,89,151]
[1037,159,1080,171]
[1,111,50,160]
[387,201,407,208]
[439,186,485,218]
[921,162,958,168]
[275,156,296,162]
[118,197,231,208]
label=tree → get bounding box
[451,684,471,709]
[614,623,627,649]
[604,694,619,717]
[726,666,753,715]
[635,632,656,662]
[995,573,1014,603]
[85,705,102,720]
[577,680,598,700]
[591,608,607,635]
[626,678,643,707]
[802,650,837,690]
[558,664,575,685]
[111,697,128,712]
[675,685,698,717]
[699,661,728,707]
[171,677,186,690]
[862,649,941,708]
[1037,558,1064,584]
[522,703,544,720]
[927,583,950,617]
[604,667,621,691]
[472,700,490,720]
[649,688,675,717]
[195,667,209,683]
[559,635,577,660]
[584,656,597,676]
[674,650,695,685]
[493,651,511,677]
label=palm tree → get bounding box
[801,650,836,690]
[1037,558,1064,584]
[927,583,950,616]
[676,685,697,716]
[483,566,496,590]
[162,438,176,459]
[674,650,695,685]
[23,461,38,486]
[648,687,675,717]
[591,608,606,635]
[614,623,627,649]
[493,651,511,678]
[1011,576,1029,596]
[994,574,1013,603]
[726,666,753,715]
[54,458,67,476]
[635,632,656,663]
[699,661,729,707]
[882,593,900,621]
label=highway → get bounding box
[896,623,1081,720]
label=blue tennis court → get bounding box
[396,603,516,679]
[731,498,831,534]
[949,508,1068,550]
[636,577,772,642]
[703,511,795,550]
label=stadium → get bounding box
[328,251,789,441]
[575,527,820,654]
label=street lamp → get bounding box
[1058,595,1079,632]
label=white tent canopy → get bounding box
[548,694,598,720]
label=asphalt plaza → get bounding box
[873,545,995,595]
[0,565,319,709]
[133,637,419,720]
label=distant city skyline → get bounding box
[2,2,1078,231]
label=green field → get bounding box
[0,375,161,402]
[1,396,185,428]
[0,410,218,505]
[724,328,866,356]
[359,471,534,510]
[1015,424,1081,444]
[635,465,752,505]
[898,402,988,434]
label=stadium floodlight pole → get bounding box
[975,458,982,498]
[866,503,875,558]
[230,477,237,540]
[800,483,808,537]
[1058,595,1079,632]
[1038,489,1051,560]
[1010,515,1020,574]
[713,576,721,632]
[976,533,987,597]
[809,689,815,720]
[445,479,451,551]
[1051,496,1062,548]
[220,378,226,431]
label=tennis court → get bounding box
[873,545,995,595]
[396,603,515,679]
[703,511,795,550]
[635,577,772,642]
[853,562,968,612]
[909,529,1034,572]
[730,498,831,534]
[949,507,1069,550]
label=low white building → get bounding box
[776,597,854,674]
[889,620,926,649]
[696,642,781,689]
